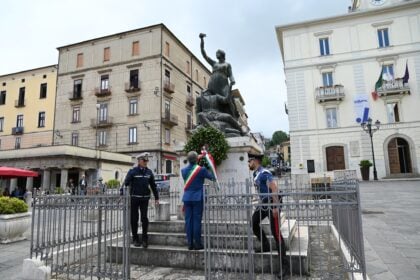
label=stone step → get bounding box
[110,226,309,275]
[141,219,297,251]
[149,212,287,234]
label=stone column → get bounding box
[61,169,68,193]
[42,170,51,193]
[26,177,34,192]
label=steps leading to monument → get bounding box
[110,225,309,274]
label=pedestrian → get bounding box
[248,153,290,279]
[68,179,76,195]
[181,151,215,250]
[123,152,159,248]
[79,175,87,195]
[97,177,106,194]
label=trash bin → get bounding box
[156,201,170,221]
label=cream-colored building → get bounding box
[54,23,210,175]
[276,0,420,179]
[0,65,57,150]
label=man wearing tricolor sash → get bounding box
[181,151,215,250]
[248,153,290,279]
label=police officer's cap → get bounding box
[248,153,263,162]
[136,152,150,161]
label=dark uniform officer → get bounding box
[124,152,159,248]
[248,153,290,279]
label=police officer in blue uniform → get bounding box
[124,152,159,248]
[181,151,214,250]
[248,153,290,279]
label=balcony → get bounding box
[68,92,83,101]
[124,82,141,93]
[12,127,24,135]
[315,85,345,103]
[90,117,113,128]
[163,81,175,94]
[162,113,178,127]
[94,87,112,97]
[185,123,194,134]
[14,99,26,107]
[186,95,195,106]
[377,78,410,97]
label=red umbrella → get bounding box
[0,166,39,178]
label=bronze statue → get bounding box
[196,33,245,137]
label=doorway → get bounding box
[388,137,412,174]
[326,146,345,171]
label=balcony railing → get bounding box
[94,87,112,97]
[14,99,26,107]
[68,92,83,101]
[162,113,178,126]
[377,78,410,97]
[163,81,175,94]
[124,82,141,93]
[90,117,114,128]
[12,127,24,135]
[186,95,195,106]
[315,85,345,103]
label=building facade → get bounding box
[54,24,211,175]
[0,65,57,150]
[276,0,420,179]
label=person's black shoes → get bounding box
[142,239,148,249]
[133,238,141,247]
[276,263,290,279]
[254,246,271,253]
[194,244,204,250]
[188,245,194,250]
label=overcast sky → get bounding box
[0,0,351,138]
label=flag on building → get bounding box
[372,68,383,101]
[402,62,409,84]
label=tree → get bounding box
[269,130,289,147]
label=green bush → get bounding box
[55,187,64,194]
[184,126,229,166]
[107,179,120,189]
[0,197,28,214]
[359,160,373,168]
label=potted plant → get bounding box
[0,196,31,243]
[359,160,373,181]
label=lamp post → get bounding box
[361,118,381,181]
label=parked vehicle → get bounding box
[154,174,174,193]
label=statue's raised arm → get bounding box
[199,33,215,66]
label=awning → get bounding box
[163,154,177,161]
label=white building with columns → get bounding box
[276,0,420,179]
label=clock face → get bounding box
[371,0,387,6]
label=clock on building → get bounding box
[370,0,387,6]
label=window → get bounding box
[195,69,199,82]
[319,38,330,56]
[203,76,207,87]
[21,79,25,83]
[71,132,79,146]
[165,160,172,174]
[15,137,21,149]
[43,74,47,79]
[129,69,139,89]
[164,42,170,57]
[18,87,25,106]
[322,72,333,87]
[103,47,110,61]
[132,41,139,56]
[187,85,191,96]
[76,53,84,68]
[98,103,108,122]
[164,100,170,117]
[16,115,23,127]
[72,106,80,123]
[186,61,190,74]
[73,79,82,98]
[129,98,138,115]
[40,83,47,99]
[0,117,4,131]
[165,128,170,144]
[129,127,137,144]
[377,28,390,48]
[0,91,6,105]
[100,75,109,91]
[382,64,394,81]
[38,112,45,127]
[98,130,107,146]
[387,102,400,123]
[326,108,337,128]
[164,69,170,84]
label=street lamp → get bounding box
[361,118,381,181]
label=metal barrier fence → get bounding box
[30,193,131,280]
[203,177,366,280]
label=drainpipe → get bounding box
[159,27,163,174]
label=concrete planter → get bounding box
[0,212,31,244]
